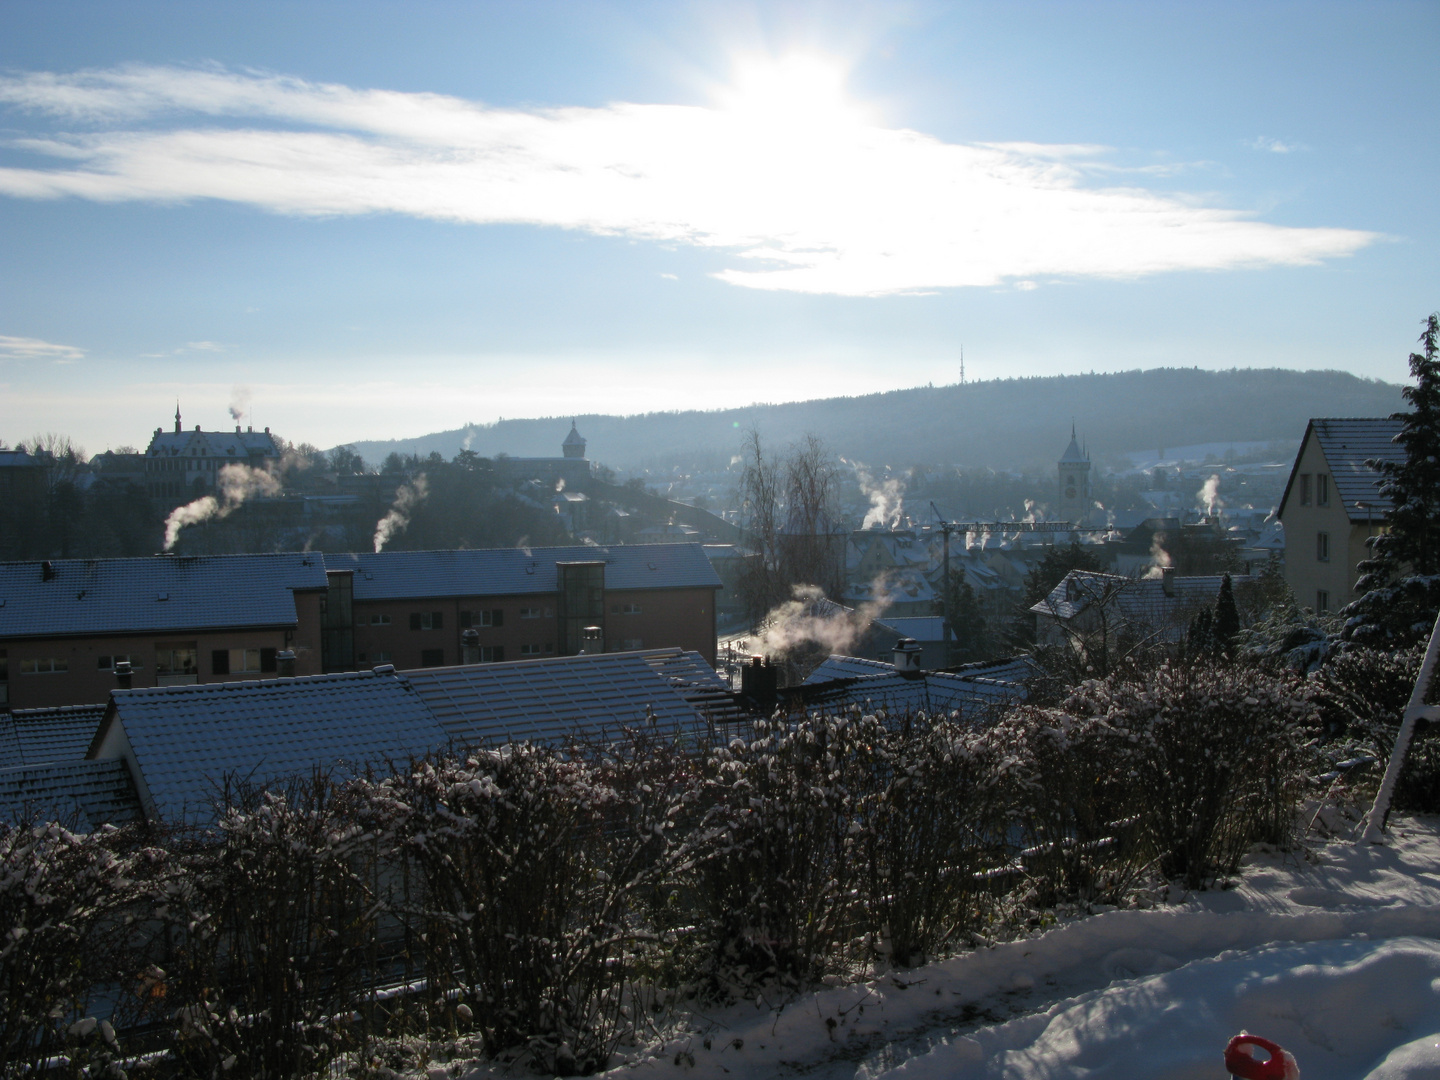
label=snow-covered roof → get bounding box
[1031,570,1243,636]
[1283,417,1407,521]
[403,651,712,748]
[876,615,946,642]
[0,759,141,828]
[0,553,329,640]
[0,704,106,766]
[146,423,279,459]
[328,543,721,600]
[101,667,446,824]
[91,647,724,824]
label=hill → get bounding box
[345,368,1403,472]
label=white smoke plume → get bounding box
[1144,534,1174,578]
[163,462,282,550]
[228,384,251,423]
[852,461,906,529]
[373,474,428,553]
[1197,474,1223,517]
[754,582,891,658]
[556,477,566,492]
[1022,499,1042,524]
[461,424,476,451]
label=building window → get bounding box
[420,648,445,667]
[1299,474,1312,506]
[520,607,543,619]
[1317,531,1330,562]
[209,648,274,675]
[460,609,504,628]
[410,611,444,630]
[1316,589,1329,613]
[371,650,391,663]
[621,638,644,650]
[370,614,392,626]
[519,643,543,656]
[480,646,505,662]
[610,602,642,615]
[97,654,141,671]
[19,657,68,674]
[1317,474,1330,507]
[155,646,197,678]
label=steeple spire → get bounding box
[174,402,182,434]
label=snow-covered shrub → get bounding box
[1059,661,1317,888]
[857,715,1008,967]
[988,703,1147,907]
[691,711,885,991]
[372,738,692,1075]
[0,820,150,1078]
[156,773,377,1080]
[1311,644,1440,812]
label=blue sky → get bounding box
[0,1,1435,453]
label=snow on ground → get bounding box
[428,815,1440,1080]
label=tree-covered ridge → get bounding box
[347,367,1402,473]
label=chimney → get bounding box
[236,425,242,434]
[276,649,296,678]
[1161,566,1175,597]
[579,625,603,655]
[893,637,923,675]
[461,628,480,664]
[114,660,133,690]
[740,655,778,714]
[40,560,55,582]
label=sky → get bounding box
[0,0,1436,454]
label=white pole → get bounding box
[1360,609,1440,844]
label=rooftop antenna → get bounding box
[959,345,965,386]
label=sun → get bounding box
[718,54,865,132]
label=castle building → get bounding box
[1057,425,1092,523]
[144,406,281,501]
[492,420,592,489]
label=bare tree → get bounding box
[737,429,845,626]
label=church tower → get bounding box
[1058,425,1091,523]
[562,419,587,460]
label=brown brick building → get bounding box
[0,545,721,710]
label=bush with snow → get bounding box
[0,820,151,1078]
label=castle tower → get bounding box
[562,419,587,460]
[1058,424,1091,523]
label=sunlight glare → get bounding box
[720,54,865,132]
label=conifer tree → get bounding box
[1346,313,1440,645]
[1214,573,1240,655]
[1357,313,1440,590]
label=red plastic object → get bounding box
[1224,1034,1294,1080]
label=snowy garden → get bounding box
[5,647,1439,1080]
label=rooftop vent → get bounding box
[41,560,55,582]
[372,663,396,675]
[276,650,297,678]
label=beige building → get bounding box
[1278,418,1404,613]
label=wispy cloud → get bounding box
[184,339,224,351]
[0,334,85,362]
[1248,136,1307,154]
[0,65,1375,297]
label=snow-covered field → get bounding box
[412,813,1440,1080]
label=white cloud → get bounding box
[183,340,224,351]
[0,334,85,362]
[0,65,1374,297]
[1248,136,1307,154]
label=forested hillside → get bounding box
[346,368,1403,472]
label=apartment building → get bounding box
[0,544,721,709]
